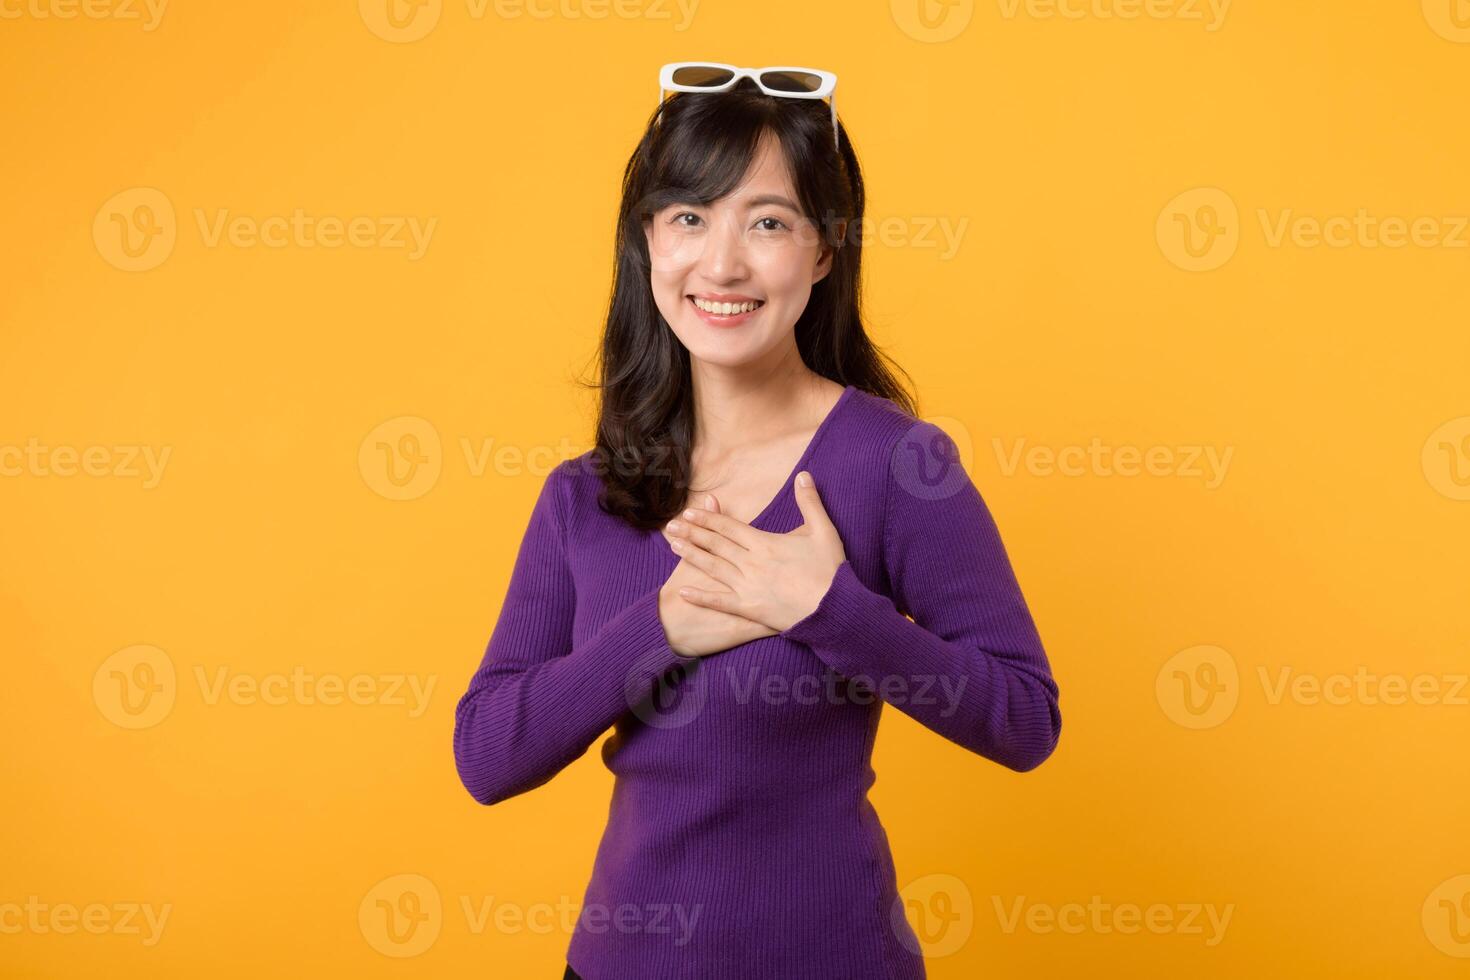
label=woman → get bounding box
[452,64,1062,980]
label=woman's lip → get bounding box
[687,295,763,327]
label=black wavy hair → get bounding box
[574,76,917,531]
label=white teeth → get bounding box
[692,297,762,315]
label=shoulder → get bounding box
[840,386,956,474]
[841,385,918,443]
[545,449,620,535]
[546,452,592,507]
[841,387,975,516]
[528,452,607,532]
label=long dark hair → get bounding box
[574,76,917,531]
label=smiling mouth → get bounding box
[688,295,766,317]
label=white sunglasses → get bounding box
[658,62,839,153]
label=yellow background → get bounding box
[3,0,1468,976]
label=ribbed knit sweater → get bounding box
[453,383,1062,980]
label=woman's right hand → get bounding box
[656,496,777,658]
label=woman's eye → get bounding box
[665,212,788,232]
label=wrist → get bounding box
[786,561,842,631]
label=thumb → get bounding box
[793,471,833,532]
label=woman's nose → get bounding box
[695,213,749,280]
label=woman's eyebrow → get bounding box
[664,193,800,212]
[743,193,800,211]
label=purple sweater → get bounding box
[453,384,1062,979]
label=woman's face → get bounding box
[643,130,835,368]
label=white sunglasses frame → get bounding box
[658,62,840,153]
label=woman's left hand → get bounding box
[662,471,847,633]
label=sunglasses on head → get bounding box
[658,62,840,153]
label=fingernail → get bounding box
[667,519,682,532]
[705,494,716,509]
[797,471,812,487]
[678,587,692,596]
[682,508,696,519]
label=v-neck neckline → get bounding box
[741,383,857,532]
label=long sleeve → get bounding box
[779,420,1062,772]
[453,462,691,805]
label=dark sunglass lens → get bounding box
[759,70,821,93]
[671,66,735,87]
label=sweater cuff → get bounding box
[780,560,890,653]
[779,561,961,694]
[604,586,700,687]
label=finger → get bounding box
[668,535,741,585]
[676,585,738,613]
[674,520,746,566]
[793,470,834,534]
[662,493,719,546]
[680,506,761,549]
